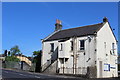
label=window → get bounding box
[80,40,85,50]
[60,44,63,51]
[104,42,106,48]
[71,41,73,51]
[50,43,54,52]
[112,43,115,54]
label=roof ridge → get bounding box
[60,22,103,32]
[44,22,104,41]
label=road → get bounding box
[1,69,120,80]
[1,69,82,80]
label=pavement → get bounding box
[1,68,120,80]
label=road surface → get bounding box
[1,68,120,80]
[1,69,81,80]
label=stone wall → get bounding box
[43,60,57,74]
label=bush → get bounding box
[5,56,20,62]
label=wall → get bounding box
[43,60,58,74]
[42,40,59,71]
[42,34,97,77]
[96,22,118,78]
[16,56,32,66]
[57,35,97,76]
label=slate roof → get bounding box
[44,23,104,41]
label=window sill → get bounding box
[70,50,73,52]
[48,51,54,54]
[78,50,85,52]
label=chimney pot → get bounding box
[103,17,108,22]
[56,19,61,24]
[55,19,62,31]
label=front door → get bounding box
[99,61,102,78]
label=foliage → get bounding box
[32,50,42,72]
[10,45,20,56]
[4,50,7,56]
[32,50,42,63]
[118,56,120,71]
[4,45,21,62]
[33,50,41,57]
[8,51,11,56]
[118,64,120,71]
[5,56,20,62]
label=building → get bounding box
[41,17,118,78]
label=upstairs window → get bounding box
[104,42,106,49]
[50,43,54,52]
[71,41,73,51]
[112,43,115,54]
[60,44,63,51]
[80,40,85,50]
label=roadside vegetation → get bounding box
[3,45,42,72]
[118,53,120,71]
[4,45,20,62]
[32,50,42,72]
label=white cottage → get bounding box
[41,17,118,78]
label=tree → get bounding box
[4,50,7,57]
[118,55,120,71]
[5,56,20,62]
[10,45,20,56]
[8,51,11,56]
[32,50,42,72]
[5,45,21,62]
[33,50,41,63]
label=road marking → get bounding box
[4,71,8,73]
[35,76,41,78]
[19,73,22,75]
[19,74,27,76]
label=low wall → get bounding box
[43,60,57,74]
[2,61,32,71]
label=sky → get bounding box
[2,2,118,56]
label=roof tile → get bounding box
[45,23,103,41]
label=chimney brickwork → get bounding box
[55,19,62,31]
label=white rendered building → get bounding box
[41,18,118,78]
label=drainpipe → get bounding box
[73,53,74,74]
[72,37,74,74]
[73,36,77,74]
[94,34,97,78]
[63,58,65,74]
[75,37,77,74]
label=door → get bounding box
[99,61,102,78]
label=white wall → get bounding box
[96,22,118,78]
[42,21,118,78]
[42,40,59,66]
[42,35,97,74]
[57,35,97,74]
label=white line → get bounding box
[19,73,22,75]
[19,73,27,76]
[35,76,41,78]
[4,71,8,73]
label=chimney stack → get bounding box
[55,19,62,31]
[103,17,108,22]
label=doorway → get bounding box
[99,61,102,78]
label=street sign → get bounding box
[104,64,110,71]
